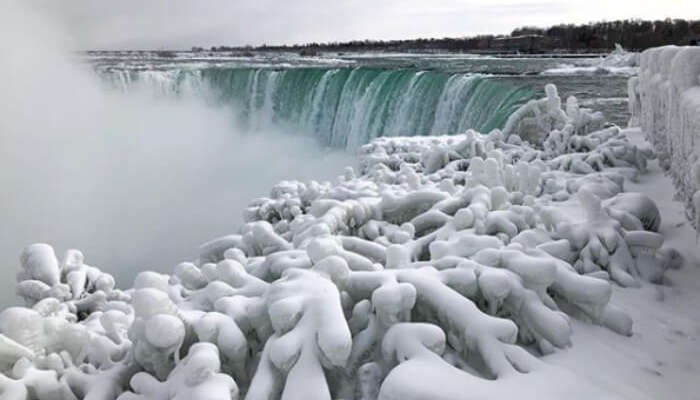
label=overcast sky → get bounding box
[28,0,700,50]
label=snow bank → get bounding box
[0,85,678,399]
[543,45,639,76]
[628,46,700,228]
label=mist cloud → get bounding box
[0,1,352,306]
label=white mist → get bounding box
[0,1,353,306]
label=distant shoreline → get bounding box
[87,19,698,55]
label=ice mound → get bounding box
[0,84,678,399]
[543,44,639,76]
[629,45,700,231]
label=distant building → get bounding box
[690,35,700,46]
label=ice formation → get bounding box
[543,44,640,76]
[0,84,678,399]
[629,46,700,231]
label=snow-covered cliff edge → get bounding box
[628,46,700,227]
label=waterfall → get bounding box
[103,67,535,149]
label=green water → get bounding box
[111,67,535,149]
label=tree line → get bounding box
[202,19,700,54]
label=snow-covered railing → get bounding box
[628,46,700,227]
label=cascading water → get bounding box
[104,67,535,149]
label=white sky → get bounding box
[27,0,700,50]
